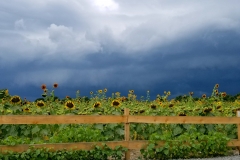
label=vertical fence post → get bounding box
[124,108,130,160]
[237,111,240,151]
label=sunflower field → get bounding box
[0,84,240,159]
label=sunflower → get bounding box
[202,94,206,98]
[215,89,218,94]
[203,108,213,113]
[159,102,163,106]
[216,106,222,110]
[98,90,103,94]
[189,92,194,96]
[111,100,121,107]
[36,100,45,108]
[53,83,58,88]
[5,89,9,95]
[215,84,219,88]
[66,95,70,99]
[90,91,93,95]
[65,100,75,109]
[178,113,186,116]
[221,92,227,97]
[41,84,47,90]
[150,104,157,109]
[93,102,101,108]
[23,108,30,112]
[167,91,171,96]
[104,88,107,92]
[10,96,21,104]
[129,90,134,94]
[169,104,174,108]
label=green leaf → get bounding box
[94,124,103,130]
[32,126,40,134]
[116,128,124,136]
[173,126,183,136]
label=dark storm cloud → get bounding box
[1,0,240,100]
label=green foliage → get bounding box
[141,126,231,159]
[0,144,127,160]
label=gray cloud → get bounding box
[1,0,240,100]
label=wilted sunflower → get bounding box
[36,100,45,108]
[189,92,194,96]
[111,100,121,107]
[202,94,206,98]
[169,104,174,108]
[66,95,70,99]
[104,88,107,92]
[41,84,47,90]
[65,100,75,109]
[10,96,21,104]
[93,102,101,108]
[53,83,58,88]
[221,92,227,97]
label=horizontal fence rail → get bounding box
[1,115,240,124]
[1,108,240,160]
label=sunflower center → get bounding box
[150,105,157,109]
[93,103,100,108]
[66,102,74,108]
[37,102,44,107]
[112,101,120,106]
[11,97,20,103]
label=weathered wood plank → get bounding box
[128,116,240,124]
[0,115,127,124]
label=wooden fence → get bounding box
[1,108,240,160]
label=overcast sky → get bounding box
[1,0,240,101]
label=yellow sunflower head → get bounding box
[167,91,171,96]
[98,90,103,94]
[10,95,21,104]
[36,100,45,108]
[90,91,93,95]
[23,107,30,112]
[5,89,9,95]
[215,84,219,88]
[111,100,121,107]
[93,102,101,108]
[65,100,75,109]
